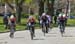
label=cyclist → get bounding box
[40,13,49,33]
[57,13,66,33]
[3,14,9,29]
[9,15,16,38]
[27,15,36,37]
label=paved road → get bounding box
[0,27,75,44]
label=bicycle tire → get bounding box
[42,24,46,36]
[29,26,34,40]
[10,33,14,38]
[31,32,34,40]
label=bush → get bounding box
[21,13,29,18]
[70,12,75,16]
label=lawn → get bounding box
[67,19,75,26]
[0,16,75,32]
[0,16,40,32]
[0,16,26,32]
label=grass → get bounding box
[0,16,26,32]
[67,19,75,26]
[0,16,40,32]
[0,16,75,32]
[0,25,9,32]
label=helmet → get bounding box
[42,13,46,16]
[10,15,14,19]
[59,14,62,17]
[29,16,33,19]
[63,14,66,17]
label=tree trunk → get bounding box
[39,0,44,16]
[66,0,69,16]
[16,5,22,23]
[46,0,51,15]
[16,0,24,24]
[47,0,55,23]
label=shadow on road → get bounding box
[62,35,73,37]
[33,38,45,40]
[47,32,57,34]
[14,37,25,39]
[45,35,57,37]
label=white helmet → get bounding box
[59,14,62,17]
[42,13,46,16]
[10,15,14,19]
[63,14,66,17]
[29,16,33,19]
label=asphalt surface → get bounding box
[0,27,75,44]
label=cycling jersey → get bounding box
[28,16,36,25]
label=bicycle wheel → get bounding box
[29,26,34,40]
[10,27,15,38]
[31,31,34,40]
[42,24,46,36]
[10,33,14,38]
[61,25,64,37]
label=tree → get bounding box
[5,0,14,10]
[46,0,55,23]
[15,0,33,23]
[47,0,55,16]
[38,0,44,16]
[15,0,25,23]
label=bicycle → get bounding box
[42,22,48,36]
[59,22,65,37]
[28,23,35,40]
[9,23,15,38]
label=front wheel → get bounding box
[10,28,15,38]
[31,32,34,40]
[10,33,14,38]
[60,25,65,37]
[42,24,46,36]
[29,26,35,40]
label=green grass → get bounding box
[0,16,26,32]
[67,19,75,26]
[0,25,9,32]
[0,16,75,32]
[0,16,40,32]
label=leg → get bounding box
[59,22,62,32]
[46,23,48,33]
[32,26,35,34]
[32,26,35,37]
[41,22,43,27]
[62,22,65,33]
